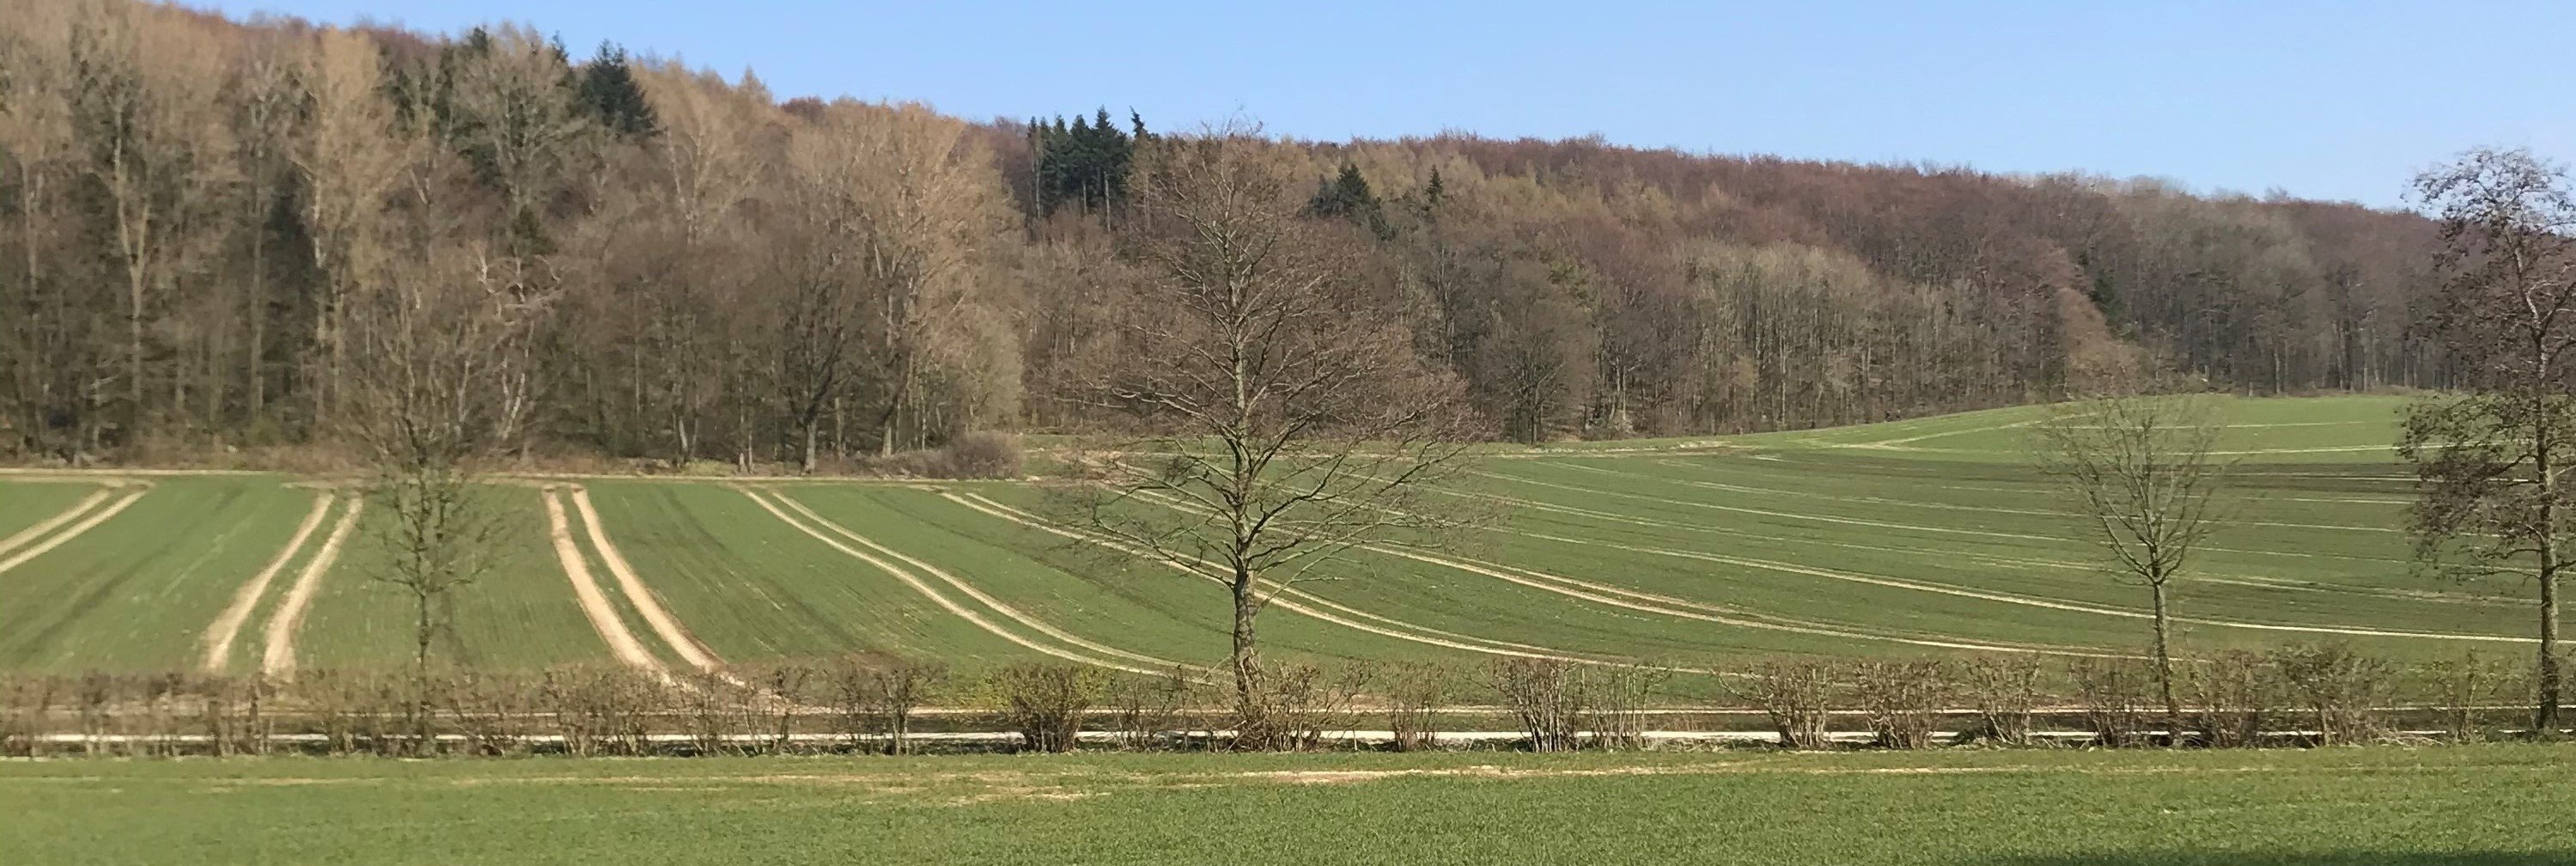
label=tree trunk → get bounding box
[1229,565,1264,750]
[414,588,434,757]
[2534,338,2561,739]
[2151,579,2181,747]
[801,422,819,474]
[2539,560,2561,737]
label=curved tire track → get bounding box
[736,486,1176,678]
[0,484,150,577]
[764,488,1192,672]
[543,486,669,677]
[201,491,334,672]
[0,486,115,561]
[259,496,365,679]
[568,486,726,674]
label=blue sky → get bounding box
[202,0,2573,208]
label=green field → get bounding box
[4,746,2569,865]
[0,395,2554,675]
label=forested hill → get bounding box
[0,0,2443,465]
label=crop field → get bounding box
[0,395,2552,677]
[5,745,2571,865]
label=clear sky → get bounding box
[198,0,2573,208]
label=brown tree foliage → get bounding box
[0,0,2457,470]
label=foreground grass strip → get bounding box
[8,747,2569,866]
[541,486,667,676]
[945,491,1635,667]
[0,484,149,576]
[257,497,363,679]
[200,491,334,672]
[764,488,1196,673]
[736,486,1166,676]
[0,485,113,560]
[568,486,724,674]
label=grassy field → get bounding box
[3,745,2568,865]
[0,394,2553,675]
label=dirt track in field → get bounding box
[259,497,364,678]
[543,486,669,677]
[736,485,1177,678]
[0,487,114,562]
[0,484,149,577]
[201,491,335,672]
[569,487,726,674]
[764,487,1193,672]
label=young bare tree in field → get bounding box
[1067,129,1485,747]
[2402,148,2576,735]
[2032,375,2233,745]
[342,243,540,747]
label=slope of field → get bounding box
[0,477,313,672]
[288,485,607,671]
[572,480,1058,667]
[0,481,103,544]
[8,746,2568,866]
[1,394,2550,674]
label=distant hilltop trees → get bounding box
[0,0,2455,464]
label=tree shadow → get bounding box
[1994,854,2568,866]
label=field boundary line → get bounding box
[734,486,1172,678]
[568,486,726,674]
[0,486,114,560]
[765,489,1194,672]
[259,496,364,679]
[200,490,335,672]
[543,486,670,677]
[0,484,149,576]
[943,491,1677,670]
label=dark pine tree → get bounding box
[578,41,658,139]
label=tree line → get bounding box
[0,0,2457,464]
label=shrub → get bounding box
[1958,654,2043,746]
[2414,651,2522,743]
[2273,643,2396,745]
[1737,658,1837,750]
[1379,661,1459,753]
[1856,660,1950,749]
[865,432,1025,479]
[1488,658,1584,753]
[2188,650,2287,748]
[1103,665,1195,750]
[982,662,1105,753]
[2069,656,2152,747]
[1581,662,1671,752]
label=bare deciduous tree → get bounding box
[291,26,412,433]
[2402,147,2576,735]
[342,245,538,746]
[2032,378,2233,745]
[1062,128,1485,747]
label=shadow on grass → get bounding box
[1995,855,2568,866]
